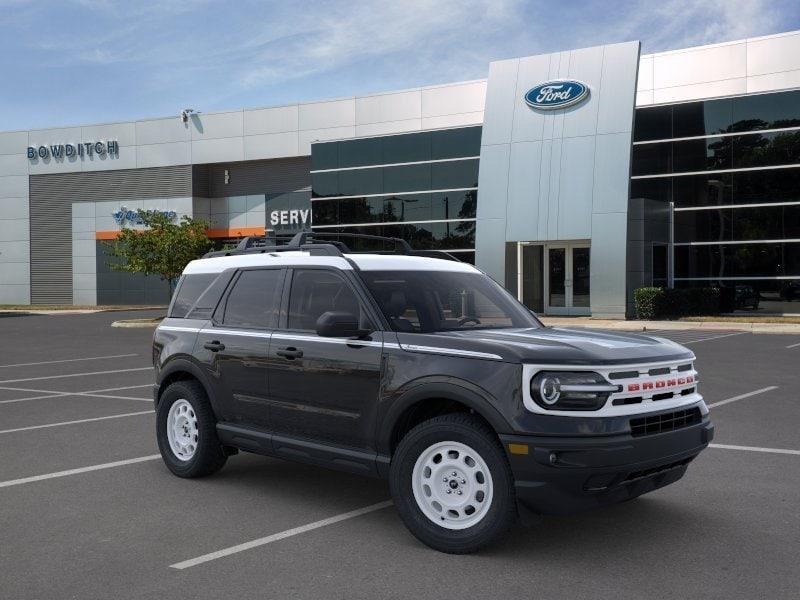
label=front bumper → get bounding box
[500,414,714,515]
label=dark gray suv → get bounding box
[152,234,713,553]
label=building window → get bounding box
[310,127,481,258]
[631,89,800,313]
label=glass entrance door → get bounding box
[571,246,591,310]
[543,243,591,316]
[547,247,567,311]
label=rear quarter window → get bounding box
[170,274,218,318]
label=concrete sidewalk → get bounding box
[539,317,800,335]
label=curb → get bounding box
[540,318,800,335]
[111,319,162,328]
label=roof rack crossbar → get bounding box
[290,231,413,254]
[203,241,346,258]
[202,229,461,262]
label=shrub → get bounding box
[634,286,720,319]
[634,287,663,320]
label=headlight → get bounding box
[531,371,619,411]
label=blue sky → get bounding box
[2,0,799,131]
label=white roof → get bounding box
[182,251,479,275]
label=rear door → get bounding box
[267,268,384,450]
[197,267,284,427]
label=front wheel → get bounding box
[156,380,227,478]
[390,413,517,553]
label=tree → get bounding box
[104,210,213,301]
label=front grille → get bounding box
[629,407,702,437]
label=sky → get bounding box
[1,0,799,131]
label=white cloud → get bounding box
[606,0,785,53]
[233,0,526,89]
[2,0,796,129]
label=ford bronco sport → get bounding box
[153,232,713,553]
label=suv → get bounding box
[153,233,713,553]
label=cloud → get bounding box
[604,0,786,53]
[231,0,525,88]
[1,0,797,130]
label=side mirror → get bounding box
[315,311,365,338]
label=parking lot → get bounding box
[0,310,798,600]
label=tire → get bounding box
[390,413,517,554]
[156,380,227,478]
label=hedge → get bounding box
[633,287,720,320]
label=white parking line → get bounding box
[0,384,153,405]
[683,331,747,345]
[0,353,138,368]
[0,410,153,435]
[710,443,800,456]
[786,342,800,349]
[0,367,152,385]
[0,455,161,489]
[170,500,395,570]
[707,386,778,409]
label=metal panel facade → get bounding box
[29,166,192,304]
[476,41,640,318]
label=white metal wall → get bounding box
[637,30,800,106]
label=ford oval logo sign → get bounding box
[524,80,589,110]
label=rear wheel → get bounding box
[156,380,227,478]
[390,413,517,553]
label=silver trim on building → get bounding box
[674,275,800,281]
[310,187,478,201]
[312,217,476,229]
[674,201,800,211]
[631,163,800,180]
[674,238,800,246]
[632,125,800,146]
[310,156,480,174]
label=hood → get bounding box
[408,327,694,365]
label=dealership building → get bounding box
[1,29,799,317]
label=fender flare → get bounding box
[377,377,512,457]
[157,356,223,418]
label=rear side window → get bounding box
[170,274,217,318]
[221,269,283,329]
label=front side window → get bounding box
[221,269,282,328]
[361,270,540,333]
[287,269,370,331]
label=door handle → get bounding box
[203,340,225,352]
[276,346,303,360]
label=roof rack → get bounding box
[302,231,462,261]
[202,229,461,262]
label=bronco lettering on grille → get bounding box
[627,375,693,393]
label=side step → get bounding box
[216,422,384,478]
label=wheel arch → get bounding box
[157,357,221,417]
[378,379,511,460]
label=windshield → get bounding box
[360,270,541,333]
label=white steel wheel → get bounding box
[411,441,494,530]
[166,399,199,461]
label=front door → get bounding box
[267,268,384,451]
[543,243,591,316]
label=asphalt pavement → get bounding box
[0,310,798,599]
